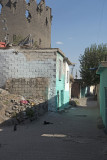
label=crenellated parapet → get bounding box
[0,0,52,48]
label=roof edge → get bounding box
[96,61,107,74]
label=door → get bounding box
[57,91,59,109]
[61,90,64,106]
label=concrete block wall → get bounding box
[0,49,56,111]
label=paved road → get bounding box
[0,98,107,160]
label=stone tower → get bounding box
[0,0,52,48]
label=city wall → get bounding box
[0,0,52,48]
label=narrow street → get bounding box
[0,97,107,160]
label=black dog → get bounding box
[43,121,53,125]
[14,123,17,131]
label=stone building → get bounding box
[0,0,73,112]
[0,0,52,48]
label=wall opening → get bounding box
[37,0,41,4]
[57,91,59,108]
[26,10,29,18]
[25,10,32,23]
[25,0,31,6]
[46,17,48,25]
[25,0,30,4]
[0,3,3,14]
[37,0,44,13]
[13,1,17,10]
[39,38,42,45]
[61,90,64,106]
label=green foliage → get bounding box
[26,108,34,118]
[13,35,23,45]
[4,100,9,105]
[79,44,107,86]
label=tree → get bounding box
[79,44,107,86]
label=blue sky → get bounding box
[43,0,107,78]
[1,0,107,78]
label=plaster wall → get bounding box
[99,69,107,128]
[64,62,69,91]
[56,52,69,109]
[64,61,70,105]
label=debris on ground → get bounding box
[0,88,48,126]
[69,100,77,107]
[97,117,105,129]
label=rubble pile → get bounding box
[0,89,48,126]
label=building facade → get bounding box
[0,48,72,111]
[97,62,107,130]
[71,79,87,98]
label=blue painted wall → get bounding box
[97,67,107,129]
[56,52,70,110]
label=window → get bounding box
[25,10,32,23]
[0,3,3,14]
[46,17,48,25]
[67,71,69,83]
[25,0,30,4]
[57,91,59,108]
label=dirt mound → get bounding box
[0,89,48,125]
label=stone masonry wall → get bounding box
[6,78,49,100]
[0,48,56,111]
[0,0,52,48]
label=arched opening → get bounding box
[25,10,29,18]
[0,3,3,14]
[25,10,32,23]
[25,0,30,4]
[37,0,41,4]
